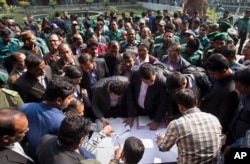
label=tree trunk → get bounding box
[184,0,208,17]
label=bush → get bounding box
[49,0,57,10]
[108,6,118,14]
[19,1,30,10]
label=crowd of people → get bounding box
[0,7,250,163]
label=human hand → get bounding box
[32,44,39,54]
[81,89,88,98]
[100,117,110,126]
[102,125,114,136]
[148,120,160,130]
[156,133,165,143]
[123,117,134,128]
[117,63,125,75]
[114,143,123,160]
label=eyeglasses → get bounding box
[49,40,59,42]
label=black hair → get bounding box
[123,136,145,163]
[65,65,82,79]
[107,80,126,96]
[44,76,74,101]
[233,67,250,86]
[87,39,99,48]
[122,51,135,60]
[78,53,94,65]
[0,107,25,136]
[139,63,155,80]
[204,53,230,71]
[200,23,209,31]
[108,40,120,48]
[0,29,11,38]
[174,89,197,109]
[58,115,91,147]
[25,54,44,70]
[84,20,91,28]
[63,98,83,114]
[166,72,185,91]
[220,44,236,58]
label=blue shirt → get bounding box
[20,102,65,159]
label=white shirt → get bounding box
[138,81,149,109]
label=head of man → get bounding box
[139,63,156,86]
[167,43,182,63]
[245,10,250,18]
[183,30,195,43]
[204,53,231,80]
[20,30,36,48]
[25,54,46,78]
[65,65,83,85]
[180,20,189,33]
[87,39,99,58]
[242,42,250,59]
[10,51,26,71]
[167,72,187,95]
[0,108,29,146]
[137,43,149,60]
[78,53,95,73]
[223,10,229,19]
[220,44,237,65]
[120,136,145,163]
[174,89,197,114]
[63,98,84,117]
[58,115,91,150]
[0,29,12,44]
[163,30,174,44]
[58,43,73,63]
[198,23,209,38]
[44,76,74,109]
[191,19,200,30]
[48,33,61,51]
[126,28,136,44]
[213,33,227,52]
[233,67,250,94]
[72,33,84,47]
[141,27,150,39]
[185,38,200,54]
[110,20,118,32]
[121,51,135,71]
[107,80,126,99]
[108,40,120,58]
[27,15,34,23]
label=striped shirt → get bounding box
[158,108,222,164]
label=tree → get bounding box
[49,0,57,10]
[86,0,94,9]
[184,0,208,16]
[19,1,30,11]
[103,0,109,8]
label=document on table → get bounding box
[137,116,167,129]
[96,118,131,138]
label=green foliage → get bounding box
[19,1,30,10]
[6,5,17,13]
[49,0,57,10]
[0,0,6,7]
[103,0,109,7]
[108,6,118,14]
[86,0,94,8]
[207,7,218,24]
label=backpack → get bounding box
[180,65,211,97]
[153,62,172,78]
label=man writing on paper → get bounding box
[125,63,167,130]
[157,89,222,163]
[92,76,129,126]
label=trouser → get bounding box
[238,31,247,55]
